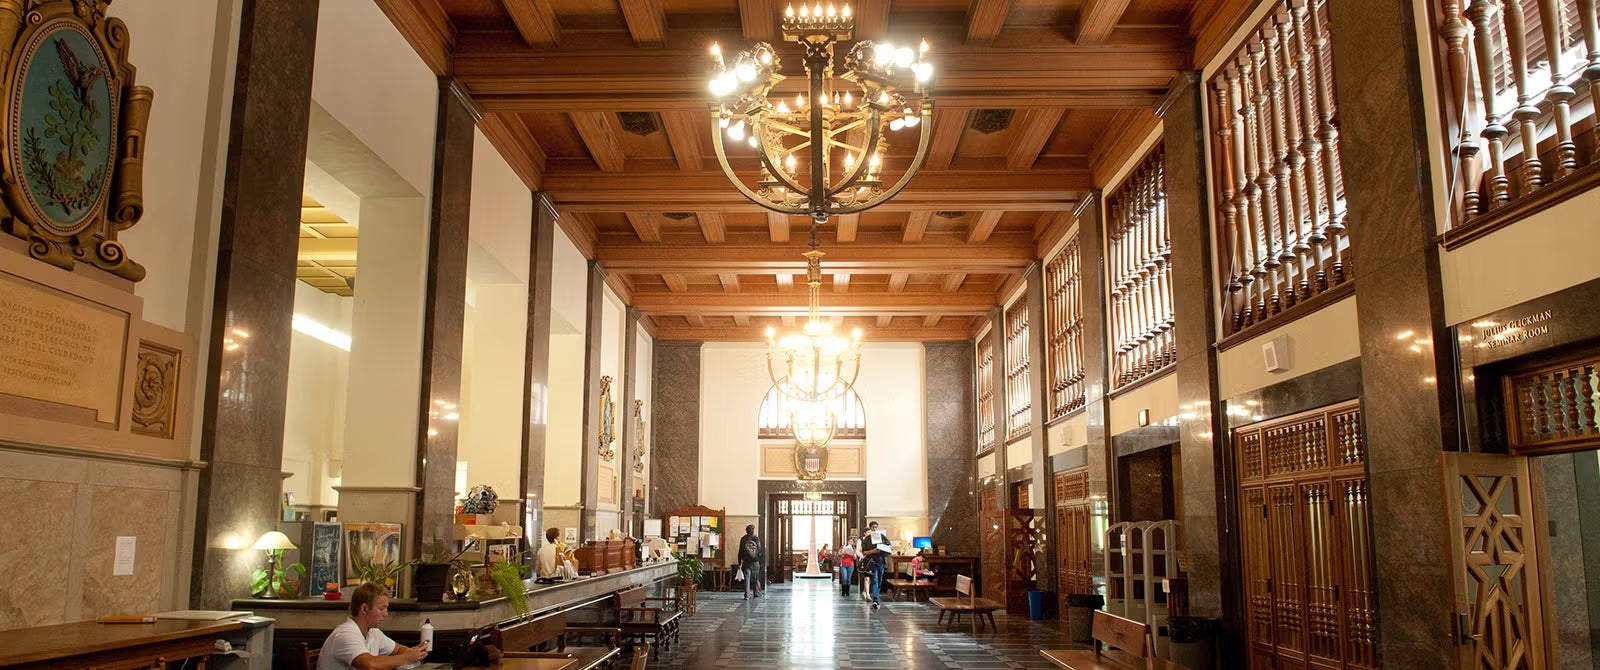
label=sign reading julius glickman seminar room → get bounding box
[0,270,127,423]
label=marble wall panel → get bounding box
[521,197,557,544]
[81,486,171,619]
[650,341,700,515]
[924,342,978,556]
[0,479,75,628]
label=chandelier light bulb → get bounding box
[889,118,904,131]
[913,62,933,82]
[895,47,914,67]
[796,93,805,108]
[920,38,929,55]
[874,42,895,66]
[842,4,851,18]
[843,153,855,169]
[736,61,757,82]
[728,119,746,140]
[843,91,853,106]
[785,154,798,171]
[903,108,920,126]
[747,135,759,148]
[760,50,772,64]
[826,3,836,18]
[777,100,790,114]
[799,3,808,17]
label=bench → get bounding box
[928,574,1002,633]
[488,610,621,670]
[1040,610,1187,669]
[886,578,935,601]
[614,585,682,660]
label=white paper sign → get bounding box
[113,536,136,576]
[644,518,662,538]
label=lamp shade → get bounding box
[251,530,297,551]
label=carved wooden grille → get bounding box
[1435,0,1599,231]
[977,335,997,451]
[1045,234,1087,417]
[1106,145,1175,388]
[1445,453,1547,669]
[757,386,867,439]
[1235,400,1375,669]
[1054,468,1090,502]
[1004,301,1033,438]
[1208,0,1352,337]
[1501,347,1600,454]
[1054,469,1095,599]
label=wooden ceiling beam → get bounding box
[629,291,995,315]
[695,211,726,243]
[373,0,454,75]
[1006,108,1066,171]
[649,321,975,342]
[777,273,794,290]
[966,0,1013,44]
[888,273,909,292]
[926,108,969,170]
[501,0,560,49]
[733,314,752,327]
[471,89,1163,113]
[598,242,1031,274]
[942,273,968,292]
[833,273,851,293]
[923,315,942,327]
[876,315,894,328]
[685,314,707,327]
[625,212,661,242]
[298,238,357,262]
[966,210,1004,243]
[718,273,742,292]
[767,212,791,243]
[542,168,1088,211]
[902,211,932,242]
[570,112,626,172]
[1191,0,1262,71]
[1090,108,1162,188]
[477,113,547,190]
[661,111,704,171]
[738,0,777,40]
[1074,0,1136,45]
[619,0,666,47]
[662,273,689,292]
[834,214,859,242]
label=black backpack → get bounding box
[740,534,761,562]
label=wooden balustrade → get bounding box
[1106,145,1175,389]
[1208,0,1352,337]
[756,386,866,439]
[1004,301,1033,438]
[1436,0,1599,241]
[977,334,997,451]
[1045,234,1086,418]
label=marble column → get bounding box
[985,307,1010,510]
[519,195,557,556]
[411,79,477,553]
[578,262,606,542]
[1023,261,1057,593]
[619,307,640,536]
[924,341,978,556]
[191,0,317,610]
[1073,194,1113,506]
[1328,0,1458,662]
[650,341,701,514]
[1160,71,1228,619]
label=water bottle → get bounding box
[419,618,434,655]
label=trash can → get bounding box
[1027,590,1047,620]
[1065,594,1104,643]
[1167,616,1219,670]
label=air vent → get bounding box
[935,211,967,219]
[662,212,694,220]
[617,111,662,135]
[970,109,1015,134]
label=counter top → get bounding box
[0,619,241,667]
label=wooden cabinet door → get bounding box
[1444,452,1546,670]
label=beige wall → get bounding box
[282,283,352,508]
[1047,414,1088,455]
[545,330,586,507]
[1440,187,1600,325]
[1216,296,1361,399]
[1108,373,1179,436]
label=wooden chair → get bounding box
[489,610,622,670]
[629,642,651,670]
[1039,610,1187,669]
[928,574,1002,633]
[300,642,320,670]
[614,585,682,660]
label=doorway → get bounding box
[768,493,855,584]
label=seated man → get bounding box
[318,583,428,670]
[535,527,565,581]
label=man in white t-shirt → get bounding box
[318,583,429,670]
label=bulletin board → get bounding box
[664,504,725,561]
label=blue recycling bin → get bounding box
[1027,589,1046,620]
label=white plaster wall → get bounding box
[282,283,351,507]
[458,282,528,500]
[1006,439,1032,469]
[696,343,768,515]
[544,330,586,507]
[551,225,589,327]
[1108,373,1179,436]
[311,0,437,194]
[1216,296,1362,399]
[469,130,532,283]
[109,1,232,332]
[598,288,624,510]
[1047,414,1088,455]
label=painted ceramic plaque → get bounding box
[9,18,117,237]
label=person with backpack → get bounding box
[738,523,765,599]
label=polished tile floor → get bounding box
[653,578,1081,669]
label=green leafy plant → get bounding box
[488,561,531,619]
[252,546,307,598]
[674,552,703,583]
[349,550,418,590]
[420,538,470,567]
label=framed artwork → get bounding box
[598,376,616,461]
[344,522,402,587]
[309,522,342,595]
[633,400,647,473]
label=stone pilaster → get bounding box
[985,307,1009,510]
[650,341,701,514]
[925,341,978,556]
[1024,261,1057,593]
[519,195,557,557]
[578,262,606,542]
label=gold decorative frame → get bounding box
[597,375,615,461]
[632,399,646,473]
[0,0,151,281]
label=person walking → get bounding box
[861,521,891,609]
[838,542,857,597]
[738,524,765,600]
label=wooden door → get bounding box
[776,501,793,583]
[1444,452,1546,669]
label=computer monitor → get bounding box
[911,536,934,549]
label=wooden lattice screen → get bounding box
[1236,400,1376,669]
[977,334,997,451]
[1106,145,1175,389]
[1004,301,1033,438]
[1501,345,1600,455]
[1046,234,1087,417]
[1207,0,1352,336]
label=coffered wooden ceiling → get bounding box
[376,0,1259,340]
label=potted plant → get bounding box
[487,560,531,619]
[674,553,702,616]
[414,538,470,602]
[251,542,307,598]
[349,551,417,591]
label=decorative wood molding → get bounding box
[694,211,726,243]
[1005,109,1066,171]
[767,212,790,242]
[374,0,455,75]
[835,214,859,242]
[660,111,704,171]
[966,211,1005,242]
[629,289,995,315]
[502,0,560,49]
[1074,0,1135,45]
[737,0,776,40]
[966,0,1013,43]
[477,113,547,190]
[1213,281,1355,352]
[903,211,932,242]
[1439,162,1600,249]
[570,112,625,172]
[618,0,666,47]
[624,212,661,242]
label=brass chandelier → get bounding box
[707,3,936,222]
[764,224,861,409]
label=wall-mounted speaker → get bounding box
[1262,334,1291,373]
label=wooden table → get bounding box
[461,657,581,670]
[1040,649,1076,668]
[0,619,243,669]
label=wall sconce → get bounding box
[1137,409,1151,427]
